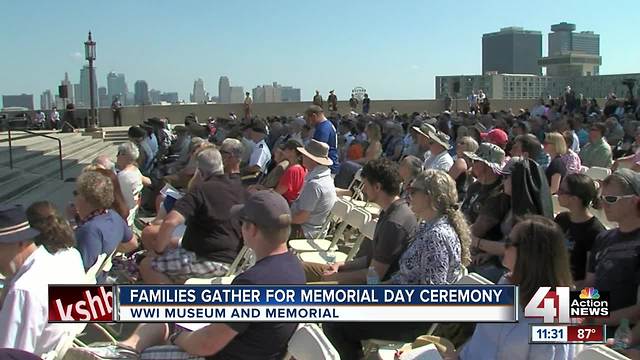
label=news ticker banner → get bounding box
[48,285,518,323]
[530,324,606,344]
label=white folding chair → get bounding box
[289,199,353,253]
[585,167,612,181]
[298,208,371,265]
[41,323,88,360]
[85,253,109,284]
[575,345,630,360]
[284,323,340,360]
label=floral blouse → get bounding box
[390,216,463,285]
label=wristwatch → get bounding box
[168,330,184,345]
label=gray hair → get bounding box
[196,148,224,177]
[91,155,115,171]
[401,155,423,179]
[190,137,205,151]
[221,138,244,158]
[117,141,140,163]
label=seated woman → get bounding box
[274,139,307,203]
[398,155,423,200]
[116,141,152,223]
[26,201,85,279]
[470,157,553,282]
[449,136,479,200]
[554,174,605,282]
[543,132,569,194]
[324,169,471,359]
[445,216,575,360]
[354,122,383,164]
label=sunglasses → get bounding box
[599,194,637,205]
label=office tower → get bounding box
[98,87,109,107]
[539,22,601,76]
[482,27,542,75]
[40,90,53,110]
[229,86,244,104]
[190,78,208,103]
[107,72,128,103]
[218,76,230,104]
[134,80,150,105]
[79,65,98,108]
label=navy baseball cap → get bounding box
[231,190,291,228]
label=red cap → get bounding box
[481,129,509,148]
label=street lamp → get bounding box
[84,31,99,131]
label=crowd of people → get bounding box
[1,90,640,359]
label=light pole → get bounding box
[84,31,99,131]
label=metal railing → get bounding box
[8,129,64,180]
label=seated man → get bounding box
[580,169,640,327]
[0,204,84,354]
[579,123,613,168]
[242,121,272,178]
[139,148,246,284]
[290,140,337,239]
[73,171,138,277]
[304,158,417,283]
[70,190,305,360]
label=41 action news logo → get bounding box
[524,287,609,323]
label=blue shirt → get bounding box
[139,141,154,175]
[313,119,340,173]
[75,211,132,276]
[147,133,159,157]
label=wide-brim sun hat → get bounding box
[297,139,333,166]
[0,204,40,244]
[463,143,505,174]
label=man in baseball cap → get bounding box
[481,128,509,150]
[72,191,305,360]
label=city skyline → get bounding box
[2,0,639,108]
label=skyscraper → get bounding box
[73,84,81,105]
[229,86,244,104]
[40,90,53,110]
[98,87,109,107]
[218,76,230,104]
[107,72,128,104]
[281,86,301,102]
[539,22,601,77]
[190,78,208,103]
[482,27,542,75]
[149,89,162,104]
[61,72,75,105]
[134,80,150,105]
[79,65,98,108]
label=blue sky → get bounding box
[2,0,639,106]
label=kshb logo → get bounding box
[524,287,609,323]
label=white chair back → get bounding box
[285,323,340,360]
[456,273,494,285]
[575,345,629,360]
[227,246,249,276]
[85,253,108,283]
[361,218,377,240]
[41,323,87,360]
[345,207,371,231]
[585,167,611,181]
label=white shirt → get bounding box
[0,246,85,355]
[118,167,144,212]
[249,139,271,173]
[423,150,454,172]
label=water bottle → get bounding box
[613,318,632,350]
[326,247,337,265]
[367,266,380,285]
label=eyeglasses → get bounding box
[599,194,637,205]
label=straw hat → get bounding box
[297,139,333,166]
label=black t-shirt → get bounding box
[210,252,306,360]
[173,174,247,263]
[371,199,417,280]
[554,212,605,281]
[588,227,640,311]
[546,156,567,187]
[461,179,510,241]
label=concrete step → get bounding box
[0,135,93,165]
[0,168,46,204]
[0,137,98,171]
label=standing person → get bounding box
[554,174,605,282]
[243,92,252,120]
[328,90,338,112]
[312,90,323,108]
[49,106,60,130]
[444,93,452,111]
[467,90,478,113]
[60,103,77,133]
[111,96,122,126]
[306,105,339,174]
[543,132,569,195]
[362,93,371,114]
[349,94,359,111]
